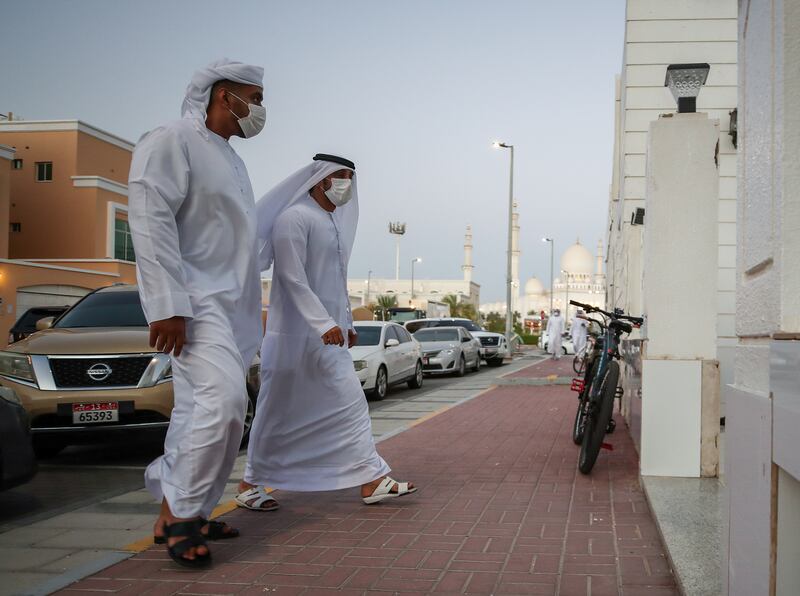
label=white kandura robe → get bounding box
[129,118,262,518]
[244,194,390,491]
[546,315,565,358]
[570,317,588,353]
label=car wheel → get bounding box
[455,355,466,377]
[240,384,258,447]
[407,361,424,389]
[472,354,481,372]
[33,437,66,459]
[562,346,568,355]
[371,365,388,400]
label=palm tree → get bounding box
[375,294,398,321]
[442,294,461,318]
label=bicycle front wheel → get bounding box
[578,361,620,474]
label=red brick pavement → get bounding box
[506,357,576,379]
[61,368,677,596]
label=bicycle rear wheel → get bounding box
[572,350,585,374]
[578,361,620,474]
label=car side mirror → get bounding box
[36,317,55,331]
[461,337,470,343]
[385,338,400,348]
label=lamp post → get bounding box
[493,141,515,345]
[410,257,422,303]
[561,269,570,319]
[389,222,407,280]
[365,270,372,306]
[665,63,710,113]
[542,237,554,315]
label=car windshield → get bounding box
[414,329,459,342]
[432,320,482,332]
[354,326,382,346]
[55,291,148,328]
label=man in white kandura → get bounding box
[546,308,566,360]
[128,58,266,568]
[236,154,416,511]
[570,308,588,355]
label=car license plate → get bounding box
[72,402,119,424]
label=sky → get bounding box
[0,0,625,302]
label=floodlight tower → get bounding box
[389,222,407,280]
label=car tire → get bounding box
[33,437,66,459]
[240,384,258,448]
[562,346,568,355]
[472,355,481,372]
[371,365,388,400]
[455,355,466,377]
[407,361,424,389]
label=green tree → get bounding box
[375,294,398,321]
[442,294,460,317]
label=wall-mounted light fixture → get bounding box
[665,63,710,113]
[729,108,738,148]
[630,208,645,226]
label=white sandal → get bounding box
[362,476,417,505]
[235,487,280,511]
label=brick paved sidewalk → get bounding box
[60,363,677,596]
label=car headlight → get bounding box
[0,387,22,406]
[440,349,455,356]
[353,360,368,371]
[0,351,35,383]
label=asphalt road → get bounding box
[0,362,507,531]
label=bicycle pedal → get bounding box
[570,378,585,392]
[606,420,616,434]
[601,442,614,451]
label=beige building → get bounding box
[0,118,138,343]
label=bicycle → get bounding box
[572,335,596,375]
[568,300,643,474]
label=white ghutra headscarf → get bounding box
[256,159,359,272]
[181,58,264,120]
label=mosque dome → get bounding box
[560,240,594,276]
[524,277,545,295]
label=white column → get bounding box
[640,113,720,478]
[462,225,474,283]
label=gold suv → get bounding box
[0,285,259,458]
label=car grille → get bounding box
[49,357,152,388]
[480,336,499,346]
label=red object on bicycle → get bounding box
[571,378,585,392]
[601,442,614,451]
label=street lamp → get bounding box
[542,237,554,315]
[410,257,422,301]
[389,222,406,280]
[365,270,372,306]
[561,269,570,319]
[665,63,710,113]
[493,140,515,345]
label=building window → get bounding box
[10,223,21,233]
[12,159,22,169]
[114,218,135,262]
[35,161,52,182]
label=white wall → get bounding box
[608,0,738,380]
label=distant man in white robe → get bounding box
[571,309,588,354]
[235,155,416,511]
[128,58,265,568]
[546,309,565,360]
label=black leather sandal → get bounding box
[155,518,239,544]
[162,519,212,569]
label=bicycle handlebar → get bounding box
[569,300,644,326]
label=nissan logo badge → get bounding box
[87,363,113,382]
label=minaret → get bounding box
[511,210,521,314]
[462,225,474,283]
[595,238,604,278]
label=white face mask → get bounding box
[227,91,266,138]
[324,177,353,207]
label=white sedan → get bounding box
[349,321,424,400]
[538,331,576,355]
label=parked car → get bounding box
[8,306,70,345]
[404,317,509,366]
[0,285,260,458]
[0,387,37,490]
[350,321,423,400]
[538,331,575,355]
[413,326,482,376]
